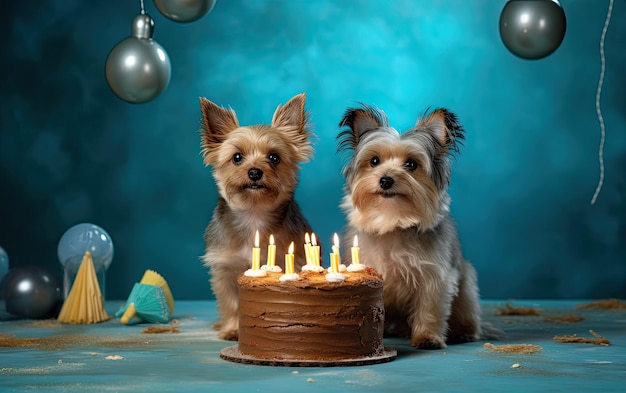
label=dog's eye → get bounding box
[268,153,281,165]
[370,157,380,167]
[404,159,418,171]
[232,153,243,165]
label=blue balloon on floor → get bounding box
[57,223,114,271]
[1,266,62,319]
[0,246,8,284]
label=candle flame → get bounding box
[269,234,275,245]
[288,241,294,255]
[311,233,317,246]
[305,232,311,244]
[353,235,359,247]
[333,233,339,248]
[254,230,259,248]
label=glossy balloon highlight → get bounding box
[499,0,566,60]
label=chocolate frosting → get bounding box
[237,269,385,361]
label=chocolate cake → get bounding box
[222,268,394,365]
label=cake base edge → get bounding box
[219,345,397,367]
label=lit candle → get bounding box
[252,230,261,270]
[285,242,295,275]
[351,235,360,265]
[311,233,320,266]
[330,233,340,273]
[267,234,276,267]
[304,232,313,265]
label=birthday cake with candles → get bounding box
[220,233,396,366]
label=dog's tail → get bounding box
[480,322,506,341]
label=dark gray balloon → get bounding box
[499,0,566,60]
[1,266,62,319]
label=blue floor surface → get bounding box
[1,300,624,392]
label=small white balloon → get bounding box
[105,13,171,103]
[153,0,216,23]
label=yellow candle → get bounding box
[285,242,295,275]
[351,235,360,265]
[311,233,320,266]
[252,230,261,270]
[267,234,276,267]
[330,251,340,273]
[304,232,313,265]
[332,233,341,260]
[330,233,340,272]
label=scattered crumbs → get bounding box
[105,355,124,360]
[511,363,522,368]
[0,334,42,348]
[553,330,610,346]
[543,314,585,324]
[89,352,98,356]
[306,378,315,383]
[142,320,180,334]
[25,320,63,328]
[496,302,539,316]
[576,299,626,310]
[57,359,63,365]
[292,371,299,374]
[484,343,543,354]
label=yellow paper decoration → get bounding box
[57,251,110,324]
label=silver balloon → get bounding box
[499,0,566,60]
[105,13,171,103]
[153,0,216,23]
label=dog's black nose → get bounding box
[248,168,263,181]
[379,176,394,190]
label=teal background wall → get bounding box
[1,0,624,301]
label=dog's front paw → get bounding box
[411,334,447,350]
[218,328,239,341]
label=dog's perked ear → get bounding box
[271,93,307,131]
[336,104,389,152]
[415,108,465,154]
[271,93,314,162]
[199,97,240,165]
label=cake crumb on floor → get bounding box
[496,302,540,316]
[576,299,626,310]
[484,343,543,354]
[142,320,180,334]
[543,314,584,324]
[553,330,610,346]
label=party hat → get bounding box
[139,269,174,313]
[57,251,110,324]
[115,283,170,324]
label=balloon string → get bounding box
[140,0,145,15]
[590,0,614,205]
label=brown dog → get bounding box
[199,93,316,340]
